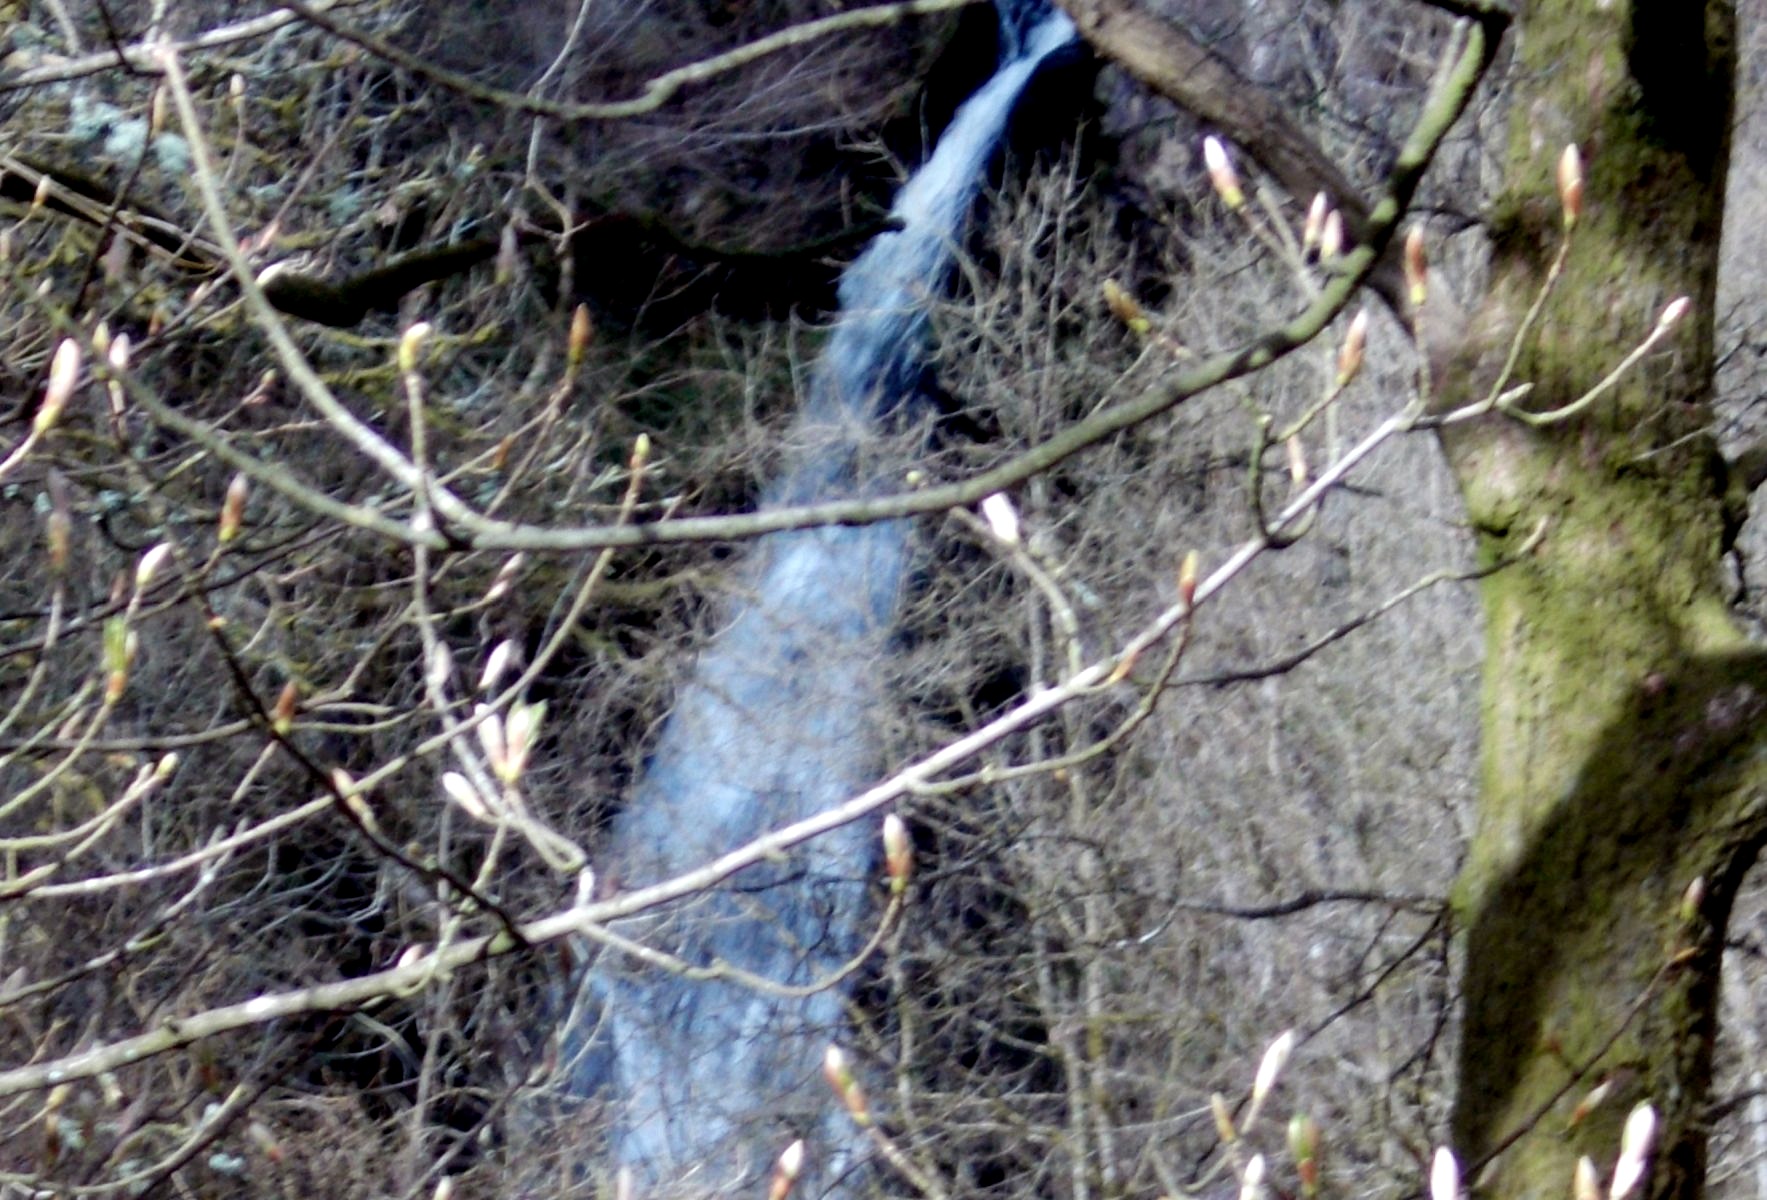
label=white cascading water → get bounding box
[565,4,1076,1192]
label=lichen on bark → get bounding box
[1434,4,1767,1198]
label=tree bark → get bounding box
[1431,4,1767,1197]
[1063,0,1767,1196]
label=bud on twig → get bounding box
[1248,1029,1295,1125]
[427,642,455,695]
[397,321,432,376]
[247,1120,284,1165]
[1288,1114,1321,1198]
[1335,308,1369,386]
[1404,226,1428,307]
[272,681,299,735]
[1657,297,1691,332]
[1285,435,1308,488]
[104,333,131,419]
[219,473,249,544]
[1610,1103,1656,1200]
[1302,193,1328,256]
[1558,144,1584,228]
[568,304,594,371]
[980,492,1020,546]
[1178,550,1200,611]
[484,553,525,605]
[1574,1157,1601,1200]
[441,771,493,821]
[480,641,518,694]
[630,433,651,473]
[1430,1147,1460,1200]
[767,1140,805,1200]
[333,768,378,832]
[103,617,137,702]
[135,542,173,594]
[46,470,71,575]
[1319,210,1345,263]
[883,812,912,895]
[1204,136,1245,210]
[476,706,507,777]
[1679,875,1706,924]
[823,1045,871,1126]
[501,700,545,784]
[1238,1154,1266,1200]
[1211,1092,1238,1145]
[36,338,81,436]
[1568,1077,1614,1129]
[1102,279,1151,335]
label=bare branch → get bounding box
[0,0,370,91]
[279,0,980,121]
[1055,0,1510,314]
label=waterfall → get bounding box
[564,5,1076,1192]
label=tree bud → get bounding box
[272,681,299,736]
[1211,1092,1238,1144]
[1404,226,1428,306]
[1610,1103,1656,1200]
[397,321,432,375]
[767,1140,805,1200]
[1429,1147,1459,1200]
[1288,1113,1321,1197]
[481,641,518,694]
[441,771,493,821]
[135,542,173,593]
[1102,279,1150,335]
[1251,1029,1295,1112]
[883,812,912,894]
[1302,193,1328,256]
[1679,875,1706,923]
[1573,1157,1600,1200]
[1204,136,1245,210]
[1336,308,1369,386]
[1179,550,1200,610]
[219,473,249,544]
[1238,1153,1266,1200]
[823,1045,871,1125]
[1320,210,1345,263]
[1558,143,1584,228]
[568,304,594,370]
[36,338,81,436]
[980,492,1020,545]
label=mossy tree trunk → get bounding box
[1432,4,1767,1197]
[1064,0,1767,1193]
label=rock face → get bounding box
[418,0,955,253]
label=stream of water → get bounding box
[565,6,1077,1191]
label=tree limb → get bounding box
[0,0,368,91]
[1054,0,1509,315]
[279,0,979,121]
